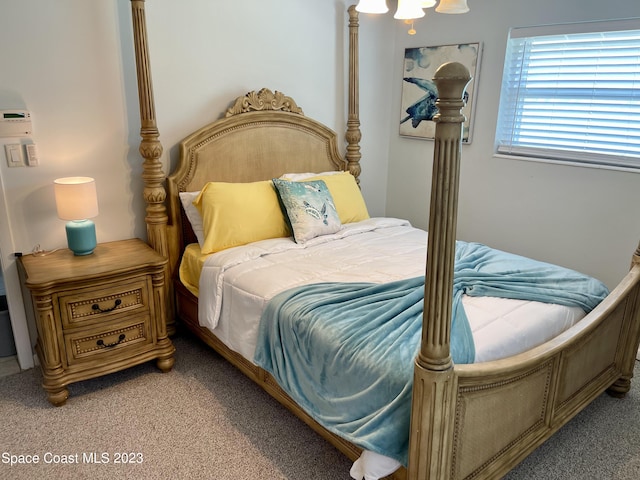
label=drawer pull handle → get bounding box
[92,298,122,313]
[97,334,126,348]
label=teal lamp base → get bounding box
[65,220,97,256]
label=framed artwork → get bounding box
[400,42,482,143]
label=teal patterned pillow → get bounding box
[272,178,341,243]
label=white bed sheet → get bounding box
[193,217,586,479]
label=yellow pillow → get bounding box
[303,172,369,224]
[194,180,290,254]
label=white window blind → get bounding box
[496,21,640,170]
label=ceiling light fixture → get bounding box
[356,0,469,35]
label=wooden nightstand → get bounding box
[18,238,175,406]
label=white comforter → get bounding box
[198,217,585,363]
[195,217,585,479]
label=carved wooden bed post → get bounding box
[130,0,175,334]
[408,62,471,480]
[347,6,362,182]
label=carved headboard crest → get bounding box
[225,88,304,117]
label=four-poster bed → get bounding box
[128,1,640,479]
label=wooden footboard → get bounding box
[448,261,640,479]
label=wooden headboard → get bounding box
[170,89,347,191]
[165,88,350,272]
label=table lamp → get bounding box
[54,177,99,255]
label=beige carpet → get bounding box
[0,333,638,480]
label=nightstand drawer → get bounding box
[64,319,152,365]
[59,278,150,328]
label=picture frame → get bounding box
[400,42,482,143]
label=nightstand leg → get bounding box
[45,386,69,407]
[156,354,175,373]
[34,328,69,407]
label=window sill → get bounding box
[492,153,640,175]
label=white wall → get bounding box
[0,0,134,368]
[0,0,390,252]
[141,0,392,214]
[386,0,640,288]
[0,0,393,366]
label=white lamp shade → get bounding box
[435,0,470,14]
[355,0,389,14]
[54,177,99,221]
[394,0,426,19]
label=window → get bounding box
[495,20,640,170]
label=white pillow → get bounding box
[279,170,343,181]
[179,191,205,247]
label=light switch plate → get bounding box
[26,143,38,166]
[4,144,24,167]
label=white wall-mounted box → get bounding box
[0,110,32,137]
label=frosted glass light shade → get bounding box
[355,0,389,14]
[394,0,426,19]
[54,177,98,220]
[54,177,99,255]
[436,0,470,14]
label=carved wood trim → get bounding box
[346,5,362,182]
[225,88,304,117]
[408,62,471,480]
[130,0,175,335]
[418,62,472,371]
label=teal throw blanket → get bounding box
[254,241,609,465]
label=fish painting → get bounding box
[400,77,439,128]
[400,43,480,142]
